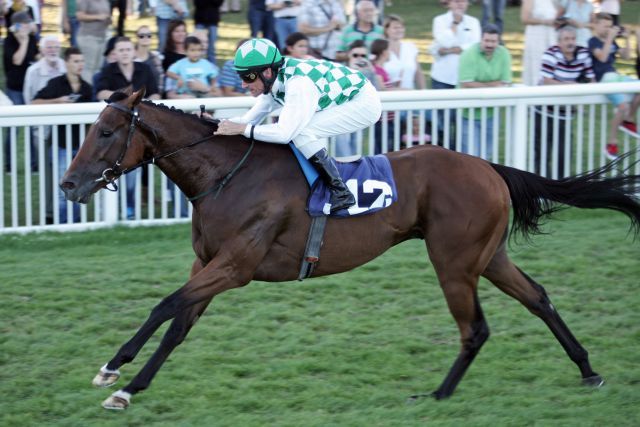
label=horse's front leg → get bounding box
[101,296,214,410]
[96,227,279,409]
[92,259,206,388]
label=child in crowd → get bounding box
[370,38,392,90]
[282,32,313,59]
[165,36,220,98]
[588,12,640,159]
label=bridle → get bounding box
[94,102,150,191]
[94,101,254,202]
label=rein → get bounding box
[98,101,254,201]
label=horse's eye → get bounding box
[101,130,113,138]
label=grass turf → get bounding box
[1,208,639,426]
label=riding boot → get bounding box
[309,148,356,213]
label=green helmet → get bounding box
[233,38,283,72]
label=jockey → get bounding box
[214,38,382,213]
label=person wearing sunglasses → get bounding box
[214,38,381,213]
[134,25,164,95]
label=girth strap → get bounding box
[297,215,327,280]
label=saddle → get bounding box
[289,143,397,217]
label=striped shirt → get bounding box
[298,0,346,60]
[338,22,384,52]
[540,46,594,83]
[218,60,246,94]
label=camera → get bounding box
[575,70,590,84]
[553,16,569,29]
[283,0,293,5]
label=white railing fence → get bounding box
[1,82,639,234]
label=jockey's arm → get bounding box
[228,93,275,126]
[244,77,320,143]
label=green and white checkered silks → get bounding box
[274,58,367,110]
[233,38,283,72]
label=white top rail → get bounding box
[0,82,637,121]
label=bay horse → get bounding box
[61,89,640,410]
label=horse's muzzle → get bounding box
[60,174,97,204]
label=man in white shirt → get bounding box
[429,0,480,144]
[23,35,66,104]
[430,0,481,90]
[22,35,66,173]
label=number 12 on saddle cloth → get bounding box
[289,143,398,217]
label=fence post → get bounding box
[103,190,119,224]
[512,100,528,170]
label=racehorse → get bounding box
[61,89,640,410]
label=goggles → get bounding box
[239,71,259,83]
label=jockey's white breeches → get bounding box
[293,81,382,159]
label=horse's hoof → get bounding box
[101,390,131,410]
[407,392,440,403]
[582,375,605,388]
[92,364,121,388]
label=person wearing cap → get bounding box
[4,0,36,29]
[2,10,37,172]
[88,35,117,101]
[2,10,37,106]
[213,38,382,213]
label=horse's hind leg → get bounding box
[482,247,603,386]
[413,276,490,400]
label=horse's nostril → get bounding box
[60,181,76,191]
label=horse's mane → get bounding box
[107,91,219,131]
[143,100,219,130]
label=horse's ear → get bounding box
[127,87,146,108]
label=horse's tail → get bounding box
[490,154,640,240]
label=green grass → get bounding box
[1,208,639,426]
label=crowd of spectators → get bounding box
[2,0,640,219]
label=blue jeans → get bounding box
[67,16,80,47]
[57,148,81,223]
[156,17,171,53]
[482,0,506,35]
[167,179,189,218]
[273,17,298,49]
[374,121,394,154]
[461,117,494,159]
[248,8,275,43]
[195,24,218,64]
[431,79,457,147]
[125,170,140,219]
